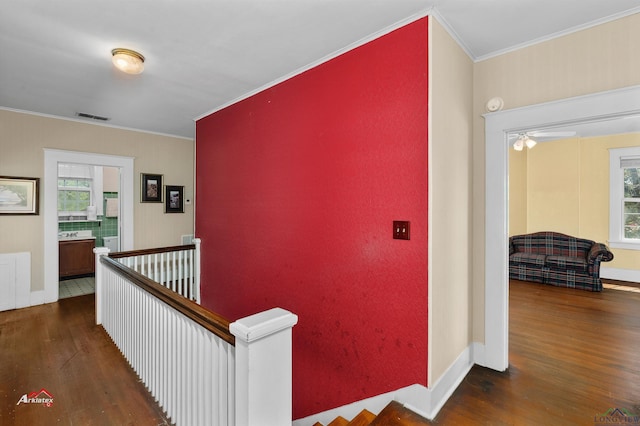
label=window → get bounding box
[623,162,640,239]
[609,147,640,250]
[58,178,92,213]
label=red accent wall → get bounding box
[196,18,429,419]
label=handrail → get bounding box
[95,243,297,425]
[109,244,195,259]
[99,255,234,345]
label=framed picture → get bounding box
[165,185,184,213]
[141,173,163,202]
[0,176,40,215]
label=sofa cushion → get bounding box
[510,252,546,267]
[546,255,588,272]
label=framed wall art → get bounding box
[165,185,184,213]
[0,176,40,215]
[141,173,163,202]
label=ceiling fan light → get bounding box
[525,137,537,149]
[111,48,145,74]
[513,139,524,151]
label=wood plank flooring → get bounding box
[431,280,640,425]
[0,294,170,426]
[1,280,639,425]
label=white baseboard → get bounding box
[293,343,478,425]
[29,290,46,307]
[600,267,640,283]
[17,290,47,309]
[417,342,478,419]
[472,342,486,367]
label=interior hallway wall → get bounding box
[0,109,195,293]
[196,18,429,419]
[429,17,474,386]
[472,12,640,342]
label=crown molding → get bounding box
[475,5,640,62]
[195,7,433,121]
[0,106,193,141]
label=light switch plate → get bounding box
[393,221,410,240]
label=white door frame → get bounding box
[43,149,134,303]
[483,85,640,371]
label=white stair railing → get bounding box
[94,247,297,426]
[109,238,201,303]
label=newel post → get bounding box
[230,307,299,426]
[93,247,110,325]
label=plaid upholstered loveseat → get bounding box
[509,231,614,292]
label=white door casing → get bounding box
[43,149,134,303]
[483,85,640,371]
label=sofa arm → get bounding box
[509,238,515,255]
[587,243,614,264]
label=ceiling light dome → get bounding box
[111,48,145,74]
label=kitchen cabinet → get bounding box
[59,239,95,278]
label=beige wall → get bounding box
[0,109,195,292]
[430,17,474,385]
[473,12,640,341]
[508,149,527,236]
[527,138,581,235]
[509,133,640,271]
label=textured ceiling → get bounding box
[1,0,639,139]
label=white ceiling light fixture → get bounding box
[510,131,576,151]
[525,136,536,149]
[512,134,537,151]
[513,136,525,151]
[111,48,145,75]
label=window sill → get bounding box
[609,241,640,251]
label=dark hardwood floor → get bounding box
[431,280,640,425]
[0,294,170,426]
[1,280,639,425]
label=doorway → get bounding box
[43,149,134,303]
[57,164,121,298]
[483,85,640,371]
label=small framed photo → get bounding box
[141,173,163,202]
[165,185,184,213]
[0,176,40,215]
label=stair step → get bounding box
[369,400,430,425]
[348,409,376,426]
[315,400,429,426]
[327,416,349,426]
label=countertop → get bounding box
[58,236,96,242]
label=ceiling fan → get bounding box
[509,131,577,151]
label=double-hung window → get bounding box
[609,147,640,250]
[58,178,92,214]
